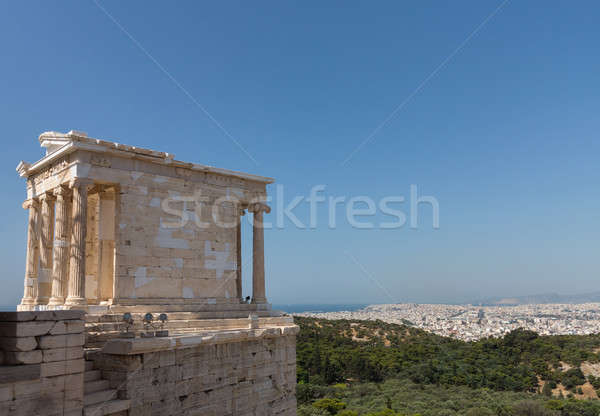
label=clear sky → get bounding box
[1,1,599,307]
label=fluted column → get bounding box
[236,206,246,302]
[19,199,40,309]
[36,192,55,305]
[250,202,270,304]
[49,186,71,306]
[65,178,92,306]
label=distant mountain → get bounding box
[473,292,600,306]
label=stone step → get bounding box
[86,317,265,330]
[84,348,101,361]
[84,389,117,406]
[84,360,95,371]
[84,308,277,323]
[107,303,273,314]
[85,325,259,347]
[86,315,279,333]
[84,379,110,394]
[84,369,102,382]
[83,399,131,416]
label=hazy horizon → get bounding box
[4,289,600,311]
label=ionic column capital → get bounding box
[38,192,56,204]
[69,177,94,189]
[89,183,115,194]
[248,202,271,214]
[22,198,39,210]
[53,185,71,198]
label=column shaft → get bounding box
[98,187,116,302]
[66,180,90,306]
[236,209,244,302]
[49,187,71,305]
[251,204,269,304]
[19,199,40,308]
[36,193,55,305]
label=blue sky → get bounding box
[1,1,599,306]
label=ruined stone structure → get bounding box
[0,310,86,416]
[5,131,298,415]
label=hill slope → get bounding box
[296,317,600,392]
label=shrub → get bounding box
[464,408,495,416]
[512,400,558,416]
[312,398,346,415]
[298,405,330,416]
[337,411,359,416]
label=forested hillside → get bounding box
[295,317,600,416]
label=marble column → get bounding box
[66,178,92,306]
[236,206,246,302]
[97,186,116,302]
[49,186,71,306]
[36,192,55,305]
[19,198,40,309]
[250,203,270,304]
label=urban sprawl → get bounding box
[295,303,600,341]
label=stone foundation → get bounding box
[0,310,86,416]
[93,321,299,416]
[0,311,298,416]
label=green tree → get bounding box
[337,411,358,416]
[542,382,553,397]
[512,400,558,416]
[464,408,495,416]
[298,405,330,416]
[312,398,346,415]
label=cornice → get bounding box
[18,131,274,184]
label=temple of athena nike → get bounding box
[0,130,298,416]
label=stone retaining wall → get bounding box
[95,327,298,416]
[0,310,86,416]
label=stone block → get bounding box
[37,333,85,349]
[0,320,54,337]
[13,379,42,398]
[0,311,39,322]
[0,396,47,416]
[0,364,40,384]
[159,350,176,367]
[0,310,85,322]
[0,384,14,401]
[43,346,84,362]
[3,350,42,365]
[40,358,85,377]
[49,320,85,335]
[41,373,84,396]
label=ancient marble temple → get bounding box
[17,130,273,313]
[8,130,298,416]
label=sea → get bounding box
[272,304,368,314]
